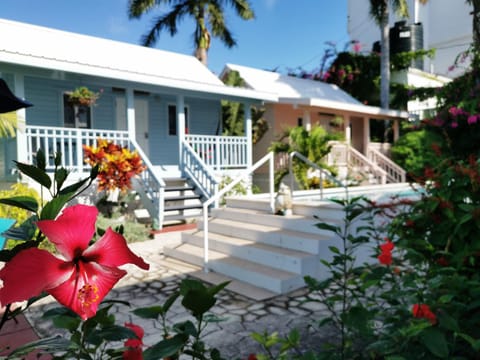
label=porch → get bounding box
[22,125,251,229]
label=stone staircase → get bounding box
[163,196,345,294]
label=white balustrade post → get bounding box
[126,88,136,142]
[76,130,83,173]
[177,95,185,170]
[215,136,220,171]
[13,75,28,164]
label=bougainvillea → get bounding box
[83,138,146,193]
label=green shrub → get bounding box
[0,182,40,223]
[391,129,444,179]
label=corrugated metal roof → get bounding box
[0,19,277,102]
[224,63,408,119]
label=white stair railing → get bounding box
[348,147,388,185]
[182,140,219,202]
[367,147,406,183]
[201,152,275,272]
[128,138,166,229]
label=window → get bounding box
[168,104,189,135]
[297,117,303,127]
[63,94,91,128]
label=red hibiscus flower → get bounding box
[378,239,394,266]
[412,304,437,325]
[0,205,149,320]
[123,322,144,360]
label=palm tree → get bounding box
[368,0,409,110]
[128,0,255,66]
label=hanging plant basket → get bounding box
[67,86,101,106]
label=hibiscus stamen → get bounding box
[78,283,99,309]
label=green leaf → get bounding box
[420,327,449,358]
[207,280,230,297]
[315,222,340,234]
[54,151,62,167]
[182,288,216,317]
[458,333,480,351]
[328,246,341,254]
[34,148,46,170]
[58,175,91,196]
[438,312,459,332]
[143,334,188,360]
[0,196,38,213]
[89,325,137,342]
[51,315,81,332]
[8,335,71,357]
[54,167,68,191]
[40,194,71,220]
[173,320,198,337]
[133,305,165,319]
[14,161,51,189]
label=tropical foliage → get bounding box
[221,69,268,144]
[269,126,342,189]
[127,0,255,65]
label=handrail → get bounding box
[367,147,406,183]
[128,138,166,229]
[182,140,219,201]
[289,151,348,200]
[201,152,275,272]
[348,146,388,185]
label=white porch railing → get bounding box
[367,146,406,183]
[182,140,219,203]
[26,125,129,172]
[185,134,248,171]
[25,125,167,228]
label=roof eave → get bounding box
[0,51,277,102]
[279,97,408,120]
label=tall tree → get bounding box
[368,0,409,110]
[128,0,255,66]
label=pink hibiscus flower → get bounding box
[0,204,149,320]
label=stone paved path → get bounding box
[25,232,332,359]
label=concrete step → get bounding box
[210,207,340,237]
[164,243,304,293]
[182,230,319,275]
[225,196,345,221]
[199,217,333,255]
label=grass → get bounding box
[96,212,153,244]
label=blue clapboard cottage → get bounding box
[0,18,276,228]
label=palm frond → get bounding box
[0,113,17,138]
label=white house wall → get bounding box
[347,0,472,77]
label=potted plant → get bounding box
[67,86,101,106]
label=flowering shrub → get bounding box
[83,138,146,194]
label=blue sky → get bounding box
[0,0,350,75]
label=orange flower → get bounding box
[83,138,146,193]
[412,304,437,325]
